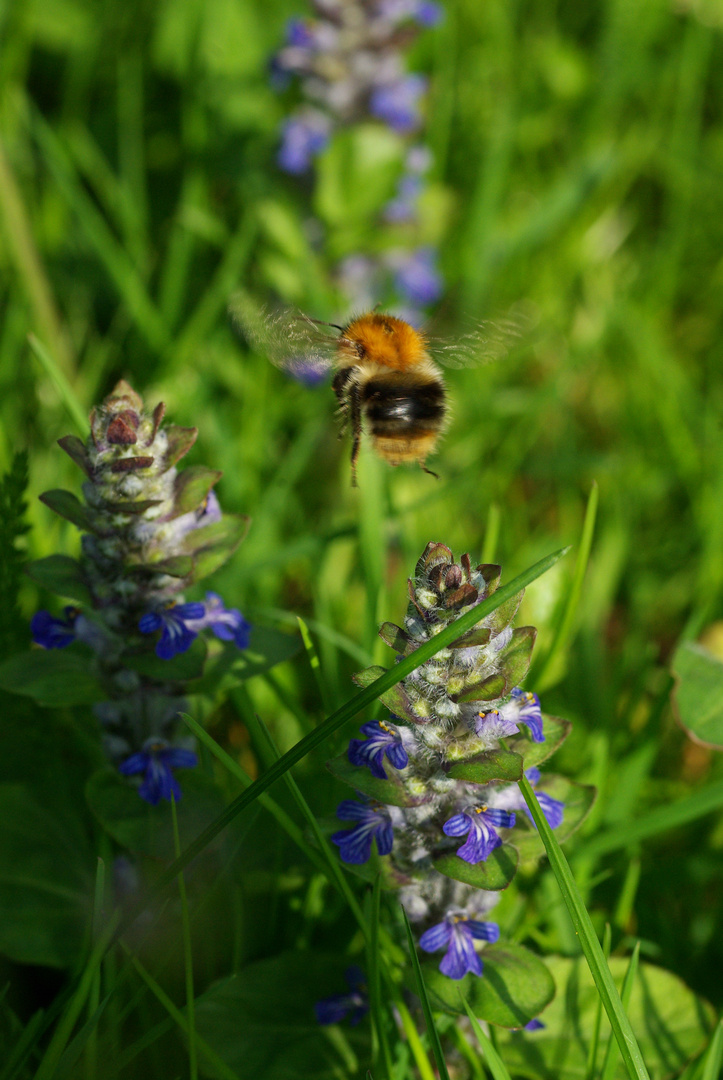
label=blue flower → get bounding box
[369,74,427,132]
[315,966,369,1026]
[419,913,499,979]
[442,804,516,863]
[522,767,565,830]
[331,799,394,864]
[524,1018,545,1032]
[278,111,330,174]
[187,592,252,650]
[31,606,79,649]
[390,247,443,306]
[118,739,198,805]
[509,687,544,742]
[476,687,545,744]
[138,602,206,659]
[348,719,408,779]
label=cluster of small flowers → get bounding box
[30,382,250,805]
[271,0,443,317]
[329,543,565,981]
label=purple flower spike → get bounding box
[443,804,516,864]
[119,738,198,805]
[419,913,500,980]
[510,687,545,742]
[315,966,369,1026]
[187,592,252,650]
[332,800,394,864]
[31,606,79,649]
[369,74,427,133]
[348,719,409,779]
[278,111,330,174]
[138,602,205,659]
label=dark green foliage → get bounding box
[0,453,30,657]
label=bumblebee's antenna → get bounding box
[308,317,344,332]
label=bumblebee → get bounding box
[234,300,526,486]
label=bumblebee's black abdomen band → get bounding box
[363,380,446,432]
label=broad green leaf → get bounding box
[25,554,93,604]
[422,944,555,1028]
[181,516,250,581]
[433,844,518,891]
[506,714,571,769]
[194,953,369,1079]
[0,784,94,968]
[494,955,715,1078]
[86,768,227,859]
[510,778,596,863]
[162,425,198,470]
[39,489,96,532]
[453,673,507,704]
[57,434,91,476]
[499,627,537,687]
[671,641,723,750]
[0,648,104,706]
[446,748,523,784]
[169,466,223,519]
[315,124,404,227]
[326,752,427,808]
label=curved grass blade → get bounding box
[599,942,641,1080]
[519,775,651,1080]
[461,997,513,1080]
[401,904,451,1080]
[586,922,611,1080]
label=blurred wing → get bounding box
[431,305,536,370]
[230,294,339,379]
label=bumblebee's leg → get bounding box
[349,381,362,487]
[420,462,440,480]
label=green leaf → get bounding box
[194,952,370,1079]
[422,944,555,1028]
[86,768,228,858]
[326,752,427,808]
[39,489,97,533]
[671,641,723,750]
[446,748,523,784]
[0,649,104,706]
[506,714,571,769]
[162,425,198,470]
[189,626,300,694]
[57,435,92,477]
[169,466,223,519]
[499,626,537,687]
[433,844,518,891]
[25,555,93,604]
[0,784,94,968]
[510,777,597,863]
[352,664,415,716]
[123,636,208,681]
[378,621,410,652]
[494,955,715,1078]
[453,673,507,704]
[181,515,250,581]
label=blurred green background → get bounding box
[2,0,723,1026]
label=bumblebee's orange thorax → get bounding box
[341,314,427,371]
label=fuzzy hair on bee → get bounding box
[231,296,530,487]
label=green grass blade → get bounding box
[482,502,501,564]
[519,775,651,1080]
[461,997,513,1080]
[576,778,723,861]
[121,947,241,1080]
[84,857,106,1080]
[700,1018,723,1080]
[171,794,197,1080]
[586,922,612,1080]
[401,904,451,1080]
[297,614,332,716]
[367,875,393,1080]
[599,942,641,1080]
[394,998,436,1080]
[28,334,88,434]
[534,480,598,691]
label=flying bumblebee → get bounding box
[233,299,528,486]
